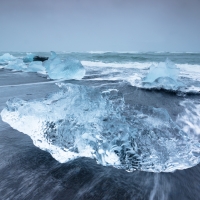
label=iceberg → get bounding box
[1,83,200,172]
[0,53,16,64]
[5,59,27,71]
[43,51,85,80]
[26,61,45,73]
[142,59,184,90]
[23,53,35,63]
[5,59,45,73]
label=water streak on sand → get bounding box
[0,79,64,88]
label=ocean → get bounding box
[0,51,200,199]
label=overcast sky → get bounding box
[0,0,200,52]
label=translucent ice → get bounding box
[23,53,35,63]
[1,84,200,172]
[0,53,16,64]
[43,51,85,80]
[26,61,45,73]
[142,59,184,90]
[5,59,27,71]
[5,59,45,73]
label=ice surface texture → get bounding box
[1,83,200,172]
[142,59,184,91]
[43,51,85,80]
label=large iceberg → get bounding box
[142,59,184,91]
[0,53,16,64]
[43,51,85,80]
[1,83,200,172]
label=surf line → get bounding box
[0,79,65,88]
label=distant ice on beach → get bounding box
[44,51,85,80]
[1,52,85,80]
[0,53,16,64]
[142,59,185,91]
[23,53,35,63]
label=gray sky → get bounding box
[0,0,200,52]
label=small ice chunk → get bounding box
[23,53,35,63]
[5,59,45,73]
[43,51,85,80]
[5,59,27,71]
[144,59,179,83]
[26,61,46,73]
[0,53,16,64]
[143,59,184,90]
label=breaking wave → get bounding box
[82,60,152,69]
